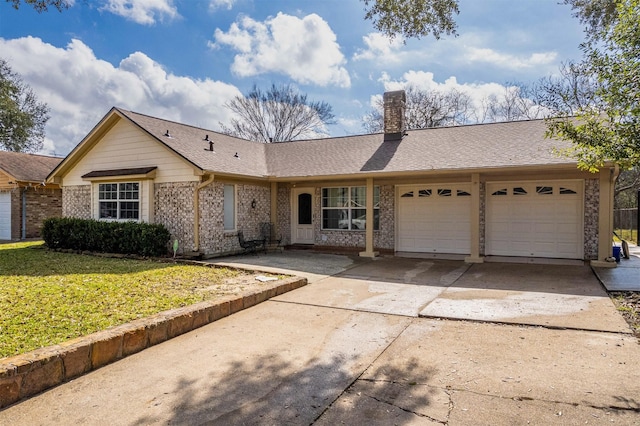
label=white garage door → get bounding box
[486,181,583,259]
[0,192,11,240]
[397,184,471,254]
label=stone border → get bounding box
[0,276,306,409]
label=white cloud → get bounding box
[211,12,350,88]
[376,70,536,122]
[464,47,558,69]
[353,33,404,62]
[100,0,179,25]
[0,36,241,156]
[209,0,236,11]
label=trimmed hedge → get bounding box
[42,218,171,257]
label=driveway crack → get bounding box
[360,391,448,424]
[311,319,415,424]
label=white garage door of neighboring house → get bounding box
[0,192,11,240]
[397,184,471,254]
[486,181,584,259]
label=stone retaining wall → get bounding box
[0,275,306,409]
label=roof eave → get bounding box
[269,162,592,182]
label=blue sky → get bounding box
[0,0,586,156]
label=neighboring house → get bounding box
[47,91,618,267]
[0,151,63,240]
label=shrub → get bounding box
[41,218,171,257]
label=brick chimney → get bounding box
[383,90,406,141]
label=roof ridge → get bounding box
[0,150,64,160]
[115,107,261,145]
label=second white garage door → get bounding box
[486,181,584,259]
[0,192,11,240]
[397,184,471,254]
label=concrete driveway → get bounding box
[2,252,639,424]
[269,254,629,333]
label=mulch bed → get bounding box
[610,291,640,339]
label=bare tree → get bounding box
[362,85,472,133]
[615,168,640,208]
[478,84,544,123]
[220,84,335,143]
[534,61,598,116]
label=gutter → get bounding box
[193,173,215,252]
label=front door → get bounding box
[292,188,314,244]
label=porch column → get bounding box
[360,177,379,258]
[591,167,618,268]
[465,173,484,263]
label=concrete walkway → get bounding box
[2,252,639,425]
[594,243,640,291]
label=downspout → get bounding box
[194,174,215,253]
[21,188,26,240]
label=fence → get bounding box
[613,208,638,243]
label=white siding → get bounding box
[63,119,198,186]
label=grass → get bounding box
[0,241,256,359]
[613,228,638,244]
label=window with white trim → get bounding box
[223,184,236,231]
[322,186,379,230]
[98,182,139,220]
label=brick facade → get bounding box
[63,185,91,219]
[277,184,291,245]
[24,188,63,238]
[10,190,20,240]
[1,187,63,240]
[154,182,196,254]
[198,181,271,256]
[479,182,486,256]
[57,177,603,260]
[282,184,395,251]
[584,178,599,260]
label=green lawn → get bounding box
[613,228,638,245]
[0,241,251,358]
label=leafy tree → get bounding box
[0,59,49,152]
[360,0,611,42]
[361,0,459,40]
[563,0,620,37]
[5,0,71,12]
[220,84,335,143]
[547,0,640,170]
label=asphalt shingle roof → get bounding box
[117,108,576,180]
[0,151,63,183]
[118,109,269,178]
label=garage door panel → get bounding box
[397,184,471,254]
[486,181,583,259]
